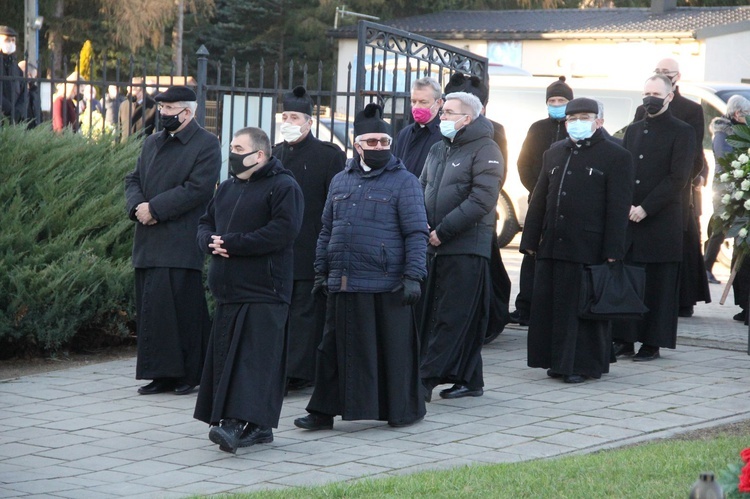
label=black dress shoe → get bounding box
[546,369,563,378]
[137,379,175,395]
[294,413,334,430]
[209,419,246,454]
[173,383,195,395]
[678,306,694,318]
[633,346,660,362]
[563,374,588,384]
[238,424,273,447]
[439,384,483,399]
[706,270,721,284]
[734,310,747,322]
[612,341,635,358]
[388,416,424,428]
[509,310,530,326]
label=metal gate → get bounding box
[354,21,488,137]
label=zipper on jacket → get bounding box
[381,243,388,275]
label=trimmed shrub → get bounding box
[0,124,141,356]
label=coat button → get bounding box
[559,215,564,219]
[566,171,572,175]
[639,154,644,159]
[573,150,578,155]
[635,180,641,184]
[644,129,649,134]
[561,191,566,196]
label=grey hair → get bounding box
[444,92,482,119]
[596,100,604,119]
[726,95,750,118]
[412,77,442,101]
[176,101,198,114]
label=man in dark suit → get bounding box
[272,86,345,392]
[612,75,696,361]
[0,25,26,123]
[119,77,157,139]
[125,86,221,395]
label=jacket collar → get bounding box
[161,117,200,144]
[565,128,605,149]
[344,154,403,177]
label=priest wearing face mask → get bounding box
[271,86,345,393]
[419,92,504,401]
[520,98,633,384]
[293,103,429,431]
[611,75,696,362]
[0,25,27,123]
[125,86,221,397]
[194,127,304,453]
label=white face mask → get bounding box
[280,122,305,143]
[1,41,15,55]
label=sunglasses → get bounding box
[359,137,392,147]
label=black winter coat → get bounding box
[420,114,504,258]
[198,157,304,305]
[125,119,221,270]
[273,133,345,279]
[393,114,443,178]
[517,116,568,193]
[520,130,634,264]
[0,53,26,122]
[623,109,695,263]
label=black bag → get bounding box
[579,261,648,320]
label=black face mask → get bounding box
[160,108,185,132]
[361,149,391,170]
[642,96,666,115]
[229,151,259,177]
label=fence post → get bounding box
[196,45,209,127]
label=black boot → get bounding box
[209,418,246,454]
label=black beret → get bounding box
[565,97,599,116]
[444,73,489,105]
[154,85,196,103]
[283,86,314,115]
[0,26,18,37]
[546,76,574,102]
[354,103,390,136]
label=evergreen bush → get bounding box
[0,124,141,356]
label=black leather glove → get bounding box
[399,277,421,306]
[311,273,328,296]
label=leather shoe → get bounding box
[439,384,483,399]
[294,413,334,430]
[209,419,246,454]
[173,383,195,395]
[633,346,660,362]
[734,310,747,323]
[546,369,563,378]
[509,310,530,326]
[137,379,175,395]
[706,270,721,284]
[563,374,588,384]
[388,416,424,428]
[678,306,694,318]
[612,341,635,358]
[238,424,273,447]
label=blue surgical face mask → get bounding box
[566,120,595,141]
[440,118,465,139]
[548,105,566,120]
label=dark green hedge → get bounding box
[0,124,141,356]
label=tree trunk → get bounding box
[172,0,184,76]
[48,0,64,77]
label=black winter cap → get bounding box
[546,76,574,102]
[0,26,18,37]
[565,97,598,116]
[154,85,196,103]
[354,103,390,136]
[444,73,489,105]
[283,86,314,116]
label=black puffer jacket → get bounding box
[420,114,504,258]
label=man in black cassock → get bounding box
[194,127,304,453]
[125,86,220,396]
[272,86,345,392]
[393,77,444,178]
[0,26,26,124]
[520,98,633,383]
[419,92,503,401]
[633,58,711,317]
[612,75,696,361]
[293,103,428,431]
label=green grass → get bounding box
[217,434,746,498]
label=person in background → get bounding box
[104,85,126,127]
[119,77,157,139]
[0,25,26,124]
[17,61,41,128]
[612,75,695,362]
[294,103,428,431]
[194,127,304,453]
[52,73,82,133]
[124,86,220,396]
[520,97,633,383]
[272,86,345,392]
[393,77,444,178]
[511,76,574,327]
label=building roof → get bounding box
[331,7,750,42]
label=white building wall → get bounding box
[703,32,750,83]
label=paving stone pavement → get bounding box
[1,241,749,498]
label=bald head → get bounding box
[654,58,680,88]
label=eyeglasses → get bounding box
[438,110,467,118]
[653,69,677,76]
[157,104,186,112]
[566,116,596,123]
[358,137,392,147]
